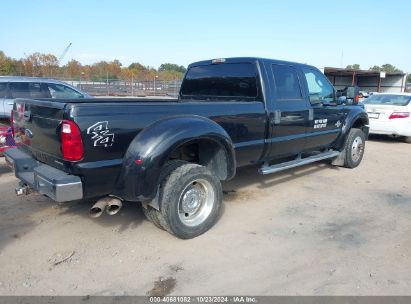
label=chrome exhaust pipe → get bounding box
[89,197,110,218]
[15,185,30,196]
[105,197,122,215]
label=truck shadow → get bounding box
[0,158,334,250]
[0,163,147,253]
[59,161,335,229]
[57,199,146,233]
[223,161,334,194]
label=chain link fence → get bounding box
[58,78,182,97]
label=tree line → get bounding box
[346,63,410,82]
[346,63,403,73]
[0,50,186,81]
[1,50,409,83]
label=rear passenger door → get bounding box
[7,82,52,117]
[267,64,309,159]
[6,82,31,117]
[301,67,345,151]
[9,82,30,99]
[9,82,51,99]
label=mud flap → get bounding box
[331,148,346,167]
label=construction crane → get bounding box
[58,42,72,66]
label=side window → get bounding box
[272,65,303,100]
[302,68,334,104]
[9,82,30,98]
[47,83,83,99]
[0,83,7,98]
[29,83,51,98]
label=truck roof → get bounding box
[188,57,315,69]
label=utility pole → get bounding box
[106,71,109,96]
[154,75,158,96]
[79,72,84,90]
[131,74,134,96]
[175,79,178,97]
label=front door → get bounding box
[301,67,346,151]
[268,64,309,159]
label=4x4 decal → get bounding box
[87,121,114,147]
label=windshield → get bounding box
[364,94,411,106]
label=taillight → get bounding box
[61,120,84,161]
[10,110,14,136]
[389,112,410,119]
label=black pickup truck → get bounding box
[5,57,369,239]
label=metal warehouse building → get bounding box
[323,67,407,93]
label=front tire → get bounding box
[344,128,366,168]
[156,164,223,239]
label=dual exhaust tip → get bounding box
[90,197,122,218]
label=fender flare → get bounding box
[112,115,236,202]
[332,111,369,166]
[335,110,369,150]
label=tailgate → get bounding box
[13,98,66,165]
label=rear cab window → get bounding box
[180,62,262,101]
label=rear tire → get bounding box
[344,128,366,168]
[142,160,188,230]
[142,206,164,230]
[156,163,223,239]
[404,137,411,144]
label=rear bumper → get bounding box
[4,148,83,202]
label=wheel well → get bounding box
[352,117,368,132]
[168,139,230,180]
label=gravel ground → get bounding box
[0,136,410,296]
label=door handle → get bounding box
[286,115,303,120]
[7,102,14,105]
[272,110,281,125]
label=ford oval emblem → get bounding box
[25,129,33,138]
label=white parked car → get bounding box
[364,93,411,143]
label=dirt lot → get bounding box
[0,136,410,296]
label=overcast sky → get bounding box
[1,0,410,72]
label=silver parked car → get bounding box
[0,76,92,118]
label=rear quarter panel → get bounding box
[69,101,267,199]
